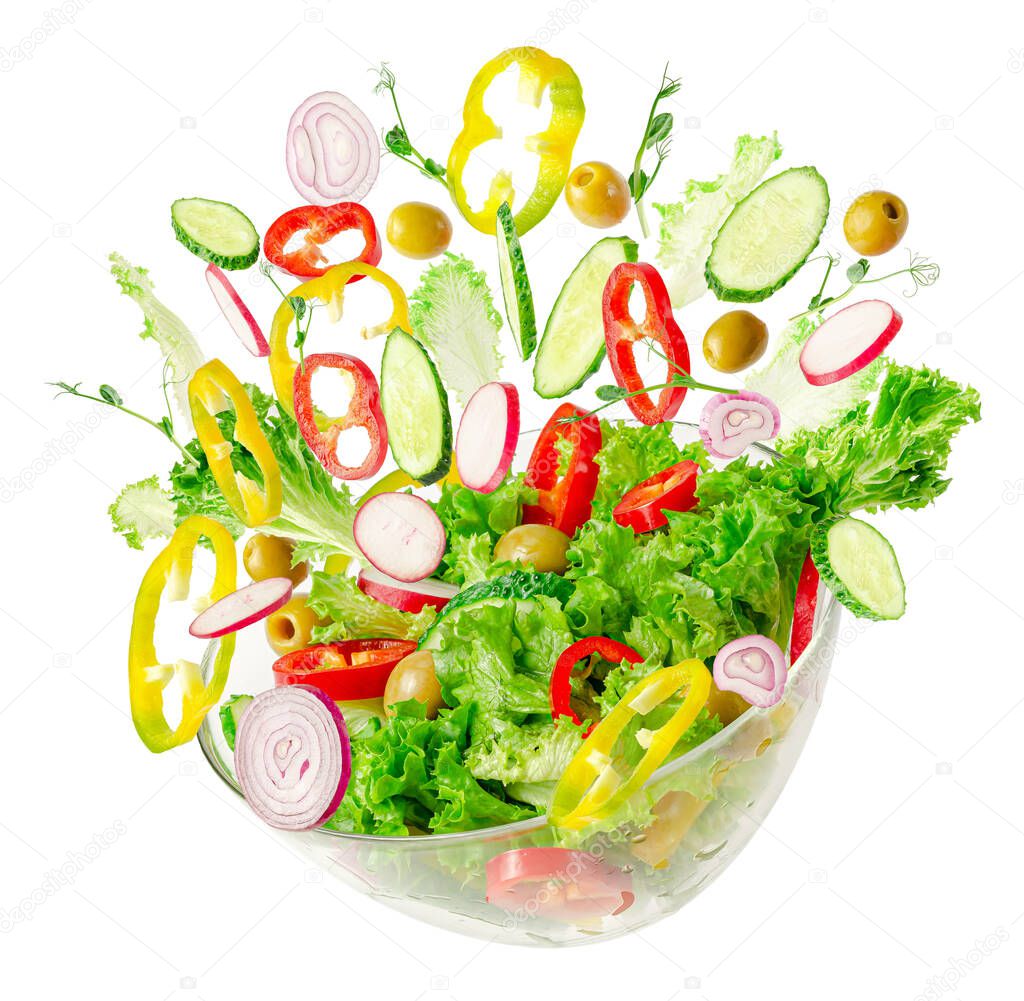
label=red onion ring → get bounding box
[713,634,787,708]
[234,685,351,830]
[699,389,781,460]
[286,91,379,205]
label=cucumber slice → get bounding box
[219,694,254,751]
[381,328,452,485]
[706,167,829,303]
[811,516,905,621]
[495,202,538,360]
[533,236,639,399]
[171,197,259,270]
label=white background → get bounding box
[1,0,1022,998]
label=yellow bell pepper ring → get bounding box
[269,261,410,414]
[447,47,585,236]
[550,659,712,831]
[128,516,238,753]
[189,360,282,527]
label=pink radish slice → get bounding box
[713,634,787,709]
[234,685,351,831]
[455,382,521,493]
[189,577,294,639]
[353,492,446,583]
[205,264,270,357]
[699,390,780,460]
[799,299,903,386]
[285,91,379,205]
[357,566,457,613]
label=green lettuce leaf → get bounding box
[108,476,176,549]
[307,571,436,643]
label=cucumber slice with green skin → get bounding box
[495,202,538,360]
[811,516,905,621]
[418,571,574,650]
[171,197,260,270]
[219,694,254,751]
[533,235,639,399]
[706,166,829,303]
[381,328,452,485]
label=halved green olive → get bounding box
[243,533,307,586]
[564,161,631,228]
[265,595,325,656]
[386,202,453,260]
[843,190,908,256]
[384,650,445,719]
[493,524,571,574]
[702,310,769,374]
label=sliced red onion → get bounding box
[189,577,293,639]
[234,685,351,831]
[713,634,787,709]
[286,92,379,205]
[699,390,781,460]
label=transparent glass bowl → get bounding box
[198,587,840,946]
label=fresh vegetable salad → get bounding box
[60,47,979,843]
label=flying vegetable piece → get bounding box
[263,202,381,279]
[188,359,283,527]
[128,515,237,752]
[269,261,410,414]
[612,460,700,533]
[550,659,712,831]
[699,390,781,460]
[447,47,585,236]
[712,634,787,709]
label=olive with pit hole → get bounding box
[243,533,308,586]
[702,310,769,373]
[265,595,326,656]
[383,650,445,719]
[493,524,571,574]
[386,201,453,260]
[843,190,909,256]
[564,161,631,228]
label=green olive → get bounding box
[265,595,325,656]
[386,202,453,259]
[493,524,571,574]
[564,161,631,228]
[383,650,445,719]
[243,533,308,586]
[702,310,769,373]
[843,190,909,256]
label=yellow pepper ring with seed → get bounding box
[447,46,585,236]
[269,261,410,415]
[189,359,282,527]
[550,659,712,831]
[128,515,237,753]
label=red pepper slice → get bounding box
[272,639,416,700]
[612,460,700,533]
[486,847,634,922]
[293,352,388,481]
[522,403,601,537]
[602,261,691,425]
[789,549,820,666]
[550,636,643,735]
[263,203,382,279]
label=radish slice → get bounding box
[455,382,520,493]
[799,299,903,386]
[789,550,820,666]
[205,264,269,357]
[357,566,457,613]
[234,685,351,831]
[700,390,780,459]
[189,577,293,639]
[713,634,787,709]
[286,92,379,205]
[353,492,446,583]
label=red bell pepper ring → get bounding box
[551,637,643,735]
[293,352,388,481]
[522,403,601,537]
[485,847,634,922]
[263,202,382,279]
[272,639,417,701]
[789,549,820,666]
[612,460,700,533]
[602,261,691,425]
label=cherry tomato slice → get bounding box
[612,460,700,533]
[272,639,416,700]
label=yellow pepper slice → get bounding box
[447,47,585,236]
[189,359,282,527]
[550,659,712,831]
[269,262,410,414]
[128,516,237,752]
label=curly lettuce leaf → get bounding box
[408,253,503,405]
[654,133,782,307]
[307,571,437,643]
[108,476,176,549]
